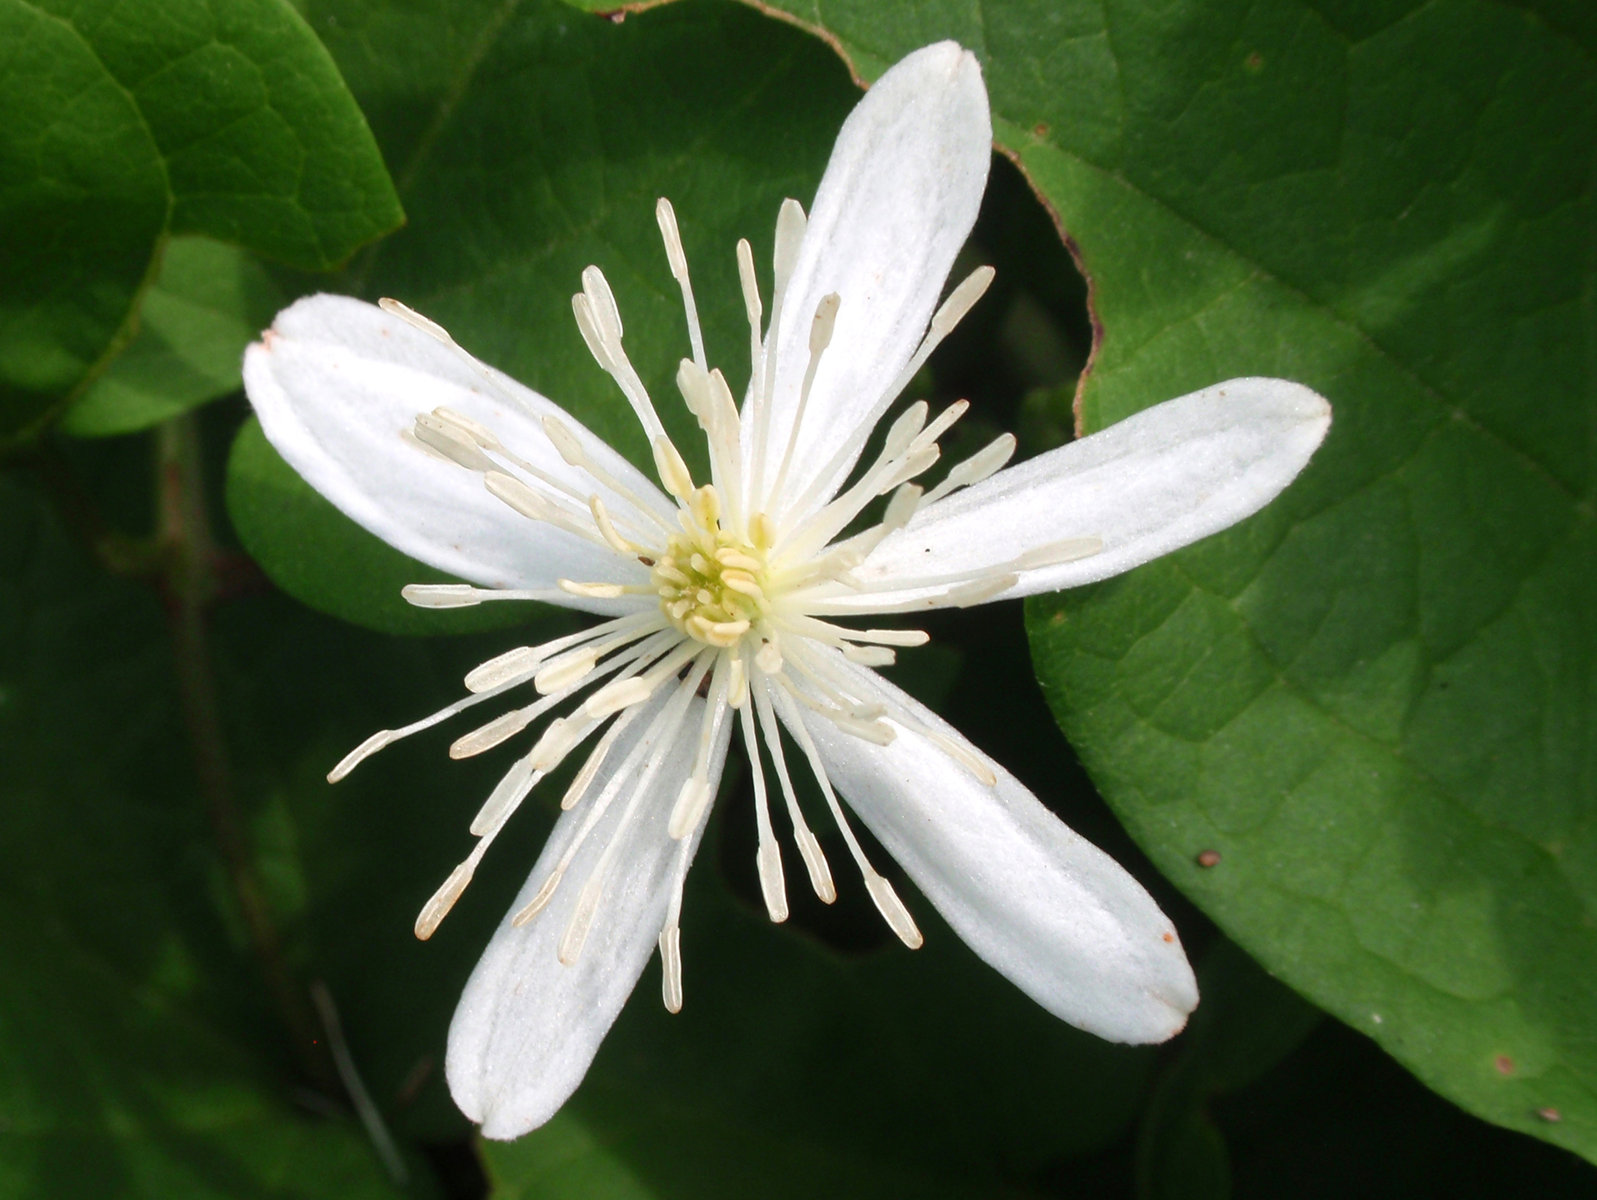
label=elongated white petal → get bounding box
[796,658,1198,1043]
[837,379,1331,610]
[244,294,670,610]
[446,690,728,1139]
[749,42,991,516]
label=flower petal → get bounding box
[752,41,991,514]
[243,294,671,607]
[796,658,1198,1043]
[446,687,731,1139]
[837,378,1331,610]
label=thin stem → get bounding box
[156,415,333,1089]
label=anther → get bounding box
[402,583,482,608]
[659,925,684,1013]
[558,874,604,965]
[379,297,454,344]
[465,645,543,693]
[922,433,1017,504]
[450,706,538,759]
[415,862,474,940]
[468,756,540,834]
[865,873,923,949]
[511,868,564,926]
[328,730,394,782]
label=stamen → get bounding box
[327,667,532,782]
[876,267,995,416]
[752,684,835,903]
[583,676,654,718]
[864,873,923,949]
[656,198,707,371]
[666,654,733,839]
[842,645,896,667]
[511,869,563,926]
[581,265,624,345]
[483,471,612,546]
[414,802,517,939]
[769,686,922,948]
[1012,536,1106,570]
[541,415,675,539]
[468,753,540,835]
[402,583,570,608]
[738,702,788,922]
[401,427,456,465]
[379,297,452,344]
[778,417,942,561]
[558,874,603,965]
[735,237,763,403]
[783,615,929,649]
[771,200,806,300]
[913,399,969,451]
[431,407,504,451]
[659,924,684,1013]
[412,413,498,473]
[572,293,617,373]
[551,668,707,961]
[652,435,696,502]
[749,199,808,505]
[449,705,538,759]
[765,292,841,508]
[582,640,700,718]
[589,495,641,555]
[464,645,544,693]
[572,266,668,443]
[558,580,634,600]
[402,583,482,608]
[561,703,645,809]
[755,638,783,675]
[329,730,397,781]
[414,861,473,941]
[921,433,1017,505]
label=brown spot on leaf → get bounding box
[1196,849,1222,868]
[1495,1055,1515,1076]
[1537,1107,1562,1123]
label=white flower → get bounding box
[243,42,1330,1139]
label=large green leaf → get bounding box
[0,0,402,440]
[722,0,1596,1164]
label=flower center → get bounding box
[653,484,771,649]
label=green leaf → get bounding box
[0,0,402,440]
[0,473,409,1198]
[61,238,286,437]
[727,0,1597,1165]
[228,0,858,632]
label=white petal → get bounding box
[752,42,991,515]
[838,378,1331,610]
[796,658,1198,1043]
[446,688,730,1139]
[243,294,672,608]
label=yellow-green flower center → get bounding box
[653,485,771,649]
